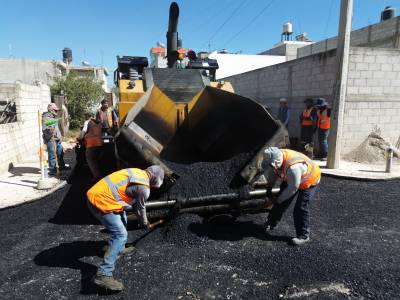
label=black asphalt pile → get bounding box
[156,152,255,201]
[139,214,207,248]
[0,175,399,299]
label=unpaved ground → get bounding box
[0,171,399,299]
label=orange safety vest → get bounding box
[281,149,321,190]
[317,109,330,130]
[99,108,113,128]
[87,168,150,214]
[301,108,314,126]
[84,119,103,148]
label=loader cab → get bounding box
[114,56,149,86]
[114,56,149,124]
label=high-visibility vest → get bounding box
[301,108,314,126]
[98,108,113,128]
[280,149,321,190]
[87,168,150,214]
[317,109,330,130]
[84,119,103,148]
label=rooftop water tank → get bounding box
[62,48,72,64]
[381,6,395,21]
[283,22,293,34]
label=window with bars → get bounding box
[0,98,17,124]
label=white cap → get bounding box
[279,98,287,103]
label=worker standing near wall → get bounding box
[277,98,290,128]
[316,98,331,161]
[96,99,119,136]
[262,147,321,246]
[42,103,70,175]
[86,165,164,291]
[80,111,103,181]
[299,98,317,154]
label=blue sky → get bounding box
[1,0,399,86]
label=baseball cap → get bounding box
[47,103,59,111]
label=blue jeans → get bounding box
[46,139,66,170]
[318,129,329,158]
[267,184,318,238]
[87,200,128,276]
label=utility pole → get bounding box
[327,0,353,169]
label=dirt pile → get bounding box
[344,132,400,163]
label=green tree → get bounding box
[50,71,104,129]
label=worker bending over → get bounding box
[87,166,164,291]
[262,147,321,246]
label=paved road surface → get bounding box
[0,171,399,299]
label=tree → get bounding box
[50,71,104,129]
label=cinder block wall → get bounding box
[224,50,337,139]
[343,47,400,154]
[224,46,400,155]
[298,16,400,58]
[0,83,50,173]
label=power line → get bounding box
[222,0,275,48]
[323,0,335,37]
[187,0,229,34]
[202,0,249,50]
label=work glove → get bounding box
[124,205,133,212]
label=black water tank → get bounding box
[62,47,72,64]
[381,6,395,21]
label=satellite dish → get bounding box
[82,61,91,66]
[157,41,166,48]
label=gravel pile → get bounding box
[345,132,400,163]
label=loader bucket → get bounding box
[115,79,288,183]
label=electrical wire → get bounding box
[201,0,249,49]
[323,0,335,37]
[221,0,275,48]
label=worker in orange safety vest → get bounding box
[96,99,119,135]
[261,147,321,246]
[80,112,104,180]
[86,166,164,291]
[299,98,317,147]
[316,98,331,160]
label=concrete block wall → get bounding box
[298,16,400,58]
[224,46,400,156]
[0,83,50,173]
[224,50,337,138]
[343,47,400,154]
[0,59,62,86]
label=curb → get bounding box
[0,152,77,211]
[0,180,71,211]
[321,171,400,182]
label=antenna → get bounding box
[8,44,13,58]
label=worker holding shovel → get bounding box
[261,147,321,246]
[86,165,165,291]
[42,103,70,176]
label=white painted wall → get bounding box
[208,52,286,80]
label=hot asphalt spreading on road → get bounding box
[0,170,399,299]
[157,152,254,200]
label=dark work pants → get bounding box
[85,146,103,180]
[300,125,314,144]
[318,129,329,158]
[267,184,318,238]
